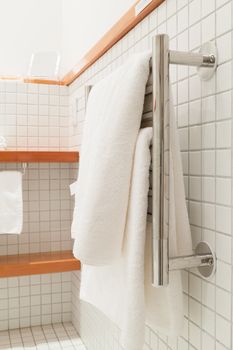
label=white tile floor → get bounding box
[0,323,86,350]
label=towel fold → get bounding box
[0,171,23,234]
[80,93,193,348]
[145,94,193,335]
[72,52,151,265]
[80,127,152,350]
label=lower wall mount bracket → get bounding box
[169,241,216,280]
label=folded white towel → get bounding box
[72,52,151,265]
[0,171,23,234]
[80,127,152,350]
[80,93,193,347]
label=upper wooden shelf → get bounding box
[0,250,81,278]
[0,151,79,163]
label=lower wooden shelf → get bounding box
[0,250,81,278]
[0,151,79,163]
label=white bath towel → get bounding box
[80,95,193,348]
[71,53,151,265]
[80,127,152,350]
[0,171,23,234]
[145,95,193,335]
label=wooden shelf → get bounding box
[0,151,79,163]
[0,250,81,277]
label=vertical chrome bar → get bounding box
[85,85,92,106]
[152,34,170,287]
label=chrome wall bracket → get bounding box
[152,34,217,287]
[195,241,216,279]
[169,242,216,279]
[169,42,218,81]
[197,42,218,81]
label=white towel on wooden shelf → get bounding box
[71,52,151,265]
[80,93,193,349]
[80,127,152,350]
[0,171,23,234]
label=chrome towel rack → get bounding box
[152,34,217,287]
[84,34,217,288]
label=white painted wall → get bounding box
[0,0,135,77]
[0,0,62,77]
[60,0,136,76]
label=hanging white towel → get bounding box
[80,94,193,348]
[0,171,23,234]
[72,52,151,265]
[0,136,7,150]
[145,94,193,335]
[80,127,152,350]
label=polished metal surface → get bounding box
[149,48,216,69]
[169,50,216,67]
[151,34,217,287]
[169,252,214,271]
[197,41,218,81]
[85,85,92,106]
[152,34,170,287]
[195,241,216,279]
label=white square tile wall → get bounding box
[0,163,74,256]
[0,273,72,331]
[0,82,69,151]
[0,162,77,330]
[0,82,76,330]
[69,0,233,349]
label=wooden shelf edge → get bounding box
[0,151,79,163]
[0,250,81,278]
[0,77,64,86]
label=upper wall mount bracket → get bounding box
[197,41,218,81]
[168,41,218,81]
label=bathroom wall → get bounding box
[0,0,62,77]
[69,0,233,349]
[0,272,72,331]
[0,81,74,330]
[0,81,69,150]
[60,0,136,76]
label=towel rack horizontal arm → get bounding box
[169,50,215,67]
[149,50,215,69]
[169,253,214,271]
